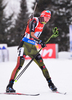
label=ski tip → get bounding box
[36,94,40,96]
[56,91,67,95]
[15,80,17,82]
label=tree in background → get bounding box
[8,0,29,46]
[0,0,13,44]
[33,0,72,51]
[1,0,71,51]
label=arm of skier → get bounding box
[30,19,39,41]
[31,31,46,48]
[30,19,46,48]
[31,32,39,40]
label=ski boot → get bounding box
[48,78,57,91]
[6,80,16,93]
[6,86,16,93]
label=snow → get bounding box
[0,59,72,100]
[3,0,35,25]
[4,0,21,18]
[4,0,35,18]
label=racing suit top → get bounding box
[22,17,44,45]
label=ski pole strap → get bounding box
[52,27,59,38]
[45,27,59,44]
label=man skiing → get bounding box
[6,10,57,92]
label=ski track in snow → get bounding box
[0,59,72,100]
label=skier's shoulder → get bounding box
[32,17,39,23]
[29,17,39,27]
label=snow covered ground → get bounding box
[0,59,72,100]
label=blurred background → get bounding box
[0,0,72,62]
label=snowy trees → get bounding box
[12,0,29,46]
[0,0,29,46]
[0,0,13,44]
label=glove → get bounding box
[41,42,46,48]
[38,40,46,48]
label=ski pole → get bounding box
[15,28,59,82]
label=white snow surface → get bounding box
[0,59,72,100]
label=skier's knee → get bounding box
[18,66,22,70]
[40,65,46,70]
[35,54,42,60]
[18,56,25,70]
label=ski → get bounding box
[0,92,40,96]
[54,91,66,95]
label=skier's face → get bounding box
[44,17,50,23]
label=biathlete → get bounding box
[6,10,57,92]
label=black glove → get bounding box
[38,40,46,48]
